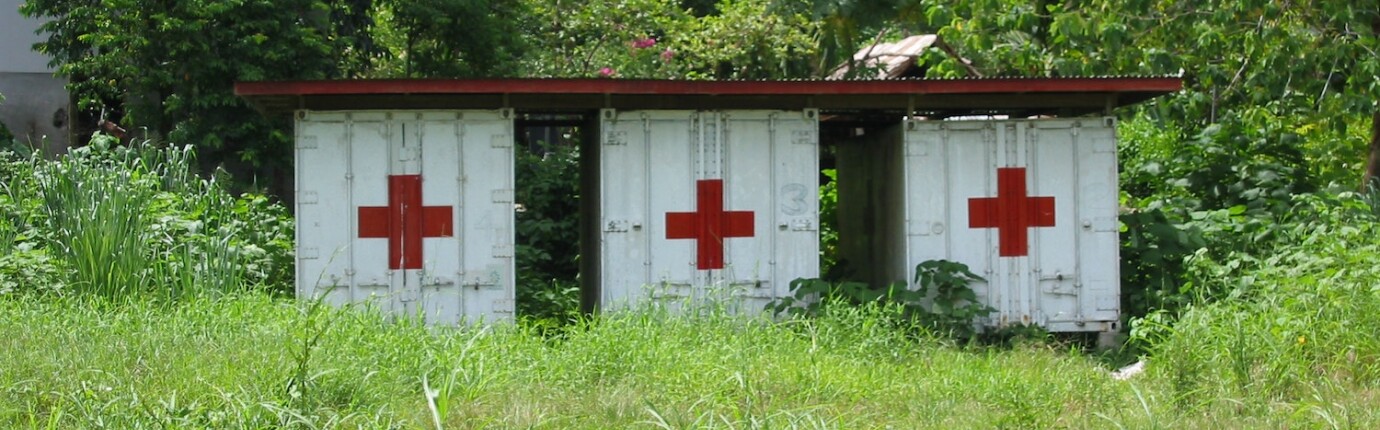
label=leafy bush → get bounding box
[1141,193,1380,406]
[911,260,994,338]
[0,151,65,295]
[1117,112,1319,322]
[0,245,66,296]
[35,136,163,297]
[521,0,818,79]
[0,136,294,299]
[514,142,581,325]
[771,260,992,340]
[818,168,843,279]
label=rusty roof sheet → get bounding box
[827,34,977,80]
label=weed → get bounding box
[1,137,294,299]
[771,260,991,341]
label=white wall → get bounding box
[1,0,68,151]
[0,0,53,74]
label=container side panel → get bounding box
[398,120,425,316]
[296,116,353,306]
[722,117,771,280]
[875,125,908,286]
[948,123,1001,323]
[904,118,1121,332]
[1078,121,1121,323]
[456,112,517,322]
[721,116,774,309]
[642,114,700,309]
[417,117,464,324]
[902,122,949,282]
[1029,122,1081,326]
[599,111,695,309]
[719,112,819,313]
[347,119,398,312]
[296,110,516,325]
[599,110,817,314]
[767,113,821,305]
[598,112,643,309]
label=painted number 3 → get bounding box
[780,183,808,215]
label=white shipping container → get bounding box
[899,118,1120,332]
[294,110,516,323]
[598,109,820,313]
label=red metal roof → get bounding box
[235,77,1181,116]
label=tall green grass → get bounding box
[4,294,1380,429]
[1142,195,1380,409]
[4,137,294,300]
[34,143,159,297]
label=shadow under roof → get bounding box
[235,77,1181,117]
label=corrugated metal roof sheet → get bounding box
[235,76,1181,116]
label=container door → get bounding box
[295,110,515,324]
[720,111,820,313]
[599,109,819,314]
[1030,119,1119,331]
[414,110,516,324]
[905,121,1018,325]
[904,119,1119,332]
[295,111,358,307]
[296,112,401,312]
[600,110,700,310]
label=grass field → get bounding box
[5,145,1380,428]
[2,293,1378,429]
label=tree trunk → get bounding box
[1034,0,1052,46]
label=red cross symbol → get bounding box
[666,179,755,270]
[968,167,1055,257]
[357,175,454,270]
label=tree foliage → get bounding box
[18,0,1380,325]
[19,0,529,186]
[520,0,818,79]
[377,0,528,77]
[21,0,350,176]
[921,1,1376,188]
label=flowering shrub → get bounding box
[523,0,817,79]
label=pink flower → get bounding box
[632,37,656,49]
[660,49,675,62]
[599,67,615,77]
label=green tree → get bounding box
[374,0,528,77]
[21,0,349,183]
[808,1,1377,190]
[910,1,1378,191]
[520,0,818,79]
